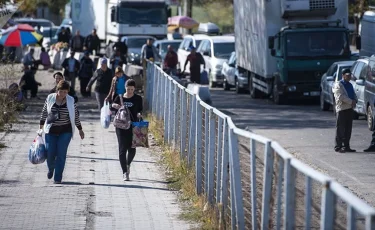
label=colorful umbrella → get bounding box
[168,16,199,30]
[0,24,43,47]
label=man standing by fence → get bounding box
[332,68,357,153]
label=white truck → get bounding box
[71,0,171,49]
[234,0,352,104]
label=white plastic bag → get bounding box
[100,102,111,129]
[28,134,47,164]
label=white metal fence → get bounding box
[145,62,375,230]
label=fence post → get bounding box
[163,75,169,143]
[284,158,295,230]
[276,158,284,230]
[168,80,173,144]
[180,89,187,159]
[228,127,245,230]
[305,176,312,230]
[216,117,223,203]
[195,96,202,195]
[158,71,163,120]
[250,139,257,230]
[173,84,179,151]
[204,108,209,194]
[320,181,335,230]
[261,141,274,230]
[220,117,229,208]
[188,94,196,165]
[207,108,216,204]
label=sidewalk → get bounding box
[0,68,192,230]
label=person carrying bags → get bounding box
[111,79,143,181]
[39,80,85,184]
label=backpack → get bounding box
[113,95,132,130]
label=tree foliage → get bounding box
[18,0,69,15]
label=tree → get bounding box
[18,0,69,16]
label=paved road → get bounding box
[210,88,375,206]
[0,68,192,230]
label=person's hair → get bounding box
[56,80,70,91]
[125,79,136,87]
[115,66,123,74]
[53,72,63,79]
[41,47,46,52]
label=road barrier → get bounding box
[145,62,375,229]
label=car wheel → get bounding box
[367,105,373,131]
[320,90,330,111]
[235,77,246,94]
[353,111,360,120]
[223,79,230,91]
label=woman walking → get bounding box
[40,80,85,184]
[50,72,78,103]
[105,66,127,103]
[111,79,143,181]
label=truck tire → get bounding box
[223,79,230,91]
[249,75,261,98]
[273,78,285,105]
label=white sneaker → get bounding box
[125,172,130,181]
[123,173,127,181]
[127,165,131,175]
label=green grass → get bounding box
[147,114,221,229]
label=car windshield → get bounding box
[16,20,52,28]
[213,42,235,58]
[127,38,149,48]
[158,42,180,54]
[119,7,167,24]
[286,31,348,58]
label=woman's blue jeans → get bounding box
[45,133,72,182]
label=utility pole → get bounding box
[183,0,193,34]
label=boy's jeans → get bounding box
[45,133,72,182]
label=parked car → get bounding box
[320,60,356,113]
[349,56,375,128]
[154,39,182,60]
[197,35,235,88]
[14,18,55,28]
[222,52,248,93]
[121,36,157,65]
[60,18,72,27]
[177,34,206,74]
[42,26,59,48]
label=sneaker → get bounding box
[127,165,130,175]
[47,170,53,179]
[123,173,127,181]
[126,172,130,181]
[334,147,342,152]
[54,181,61,184]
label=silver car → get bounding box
[222,52,248,93]
[320,61,355,113]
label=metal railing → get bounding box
[145,62,375,230]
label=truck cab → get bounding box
[269,21,351,103]
[106,0,171,44]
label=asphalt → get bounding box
[210,87,375,206]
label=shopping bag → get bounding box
[100,102,111,129]
[200,70,209,85]
[28,135,47,164]
[131,120,149,148]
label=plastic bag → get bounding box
[100,102,111,129]
[28,135,47,164]
[132,120,149,148]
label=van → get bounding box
[197,35,235,87]
[177,34,206,74]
